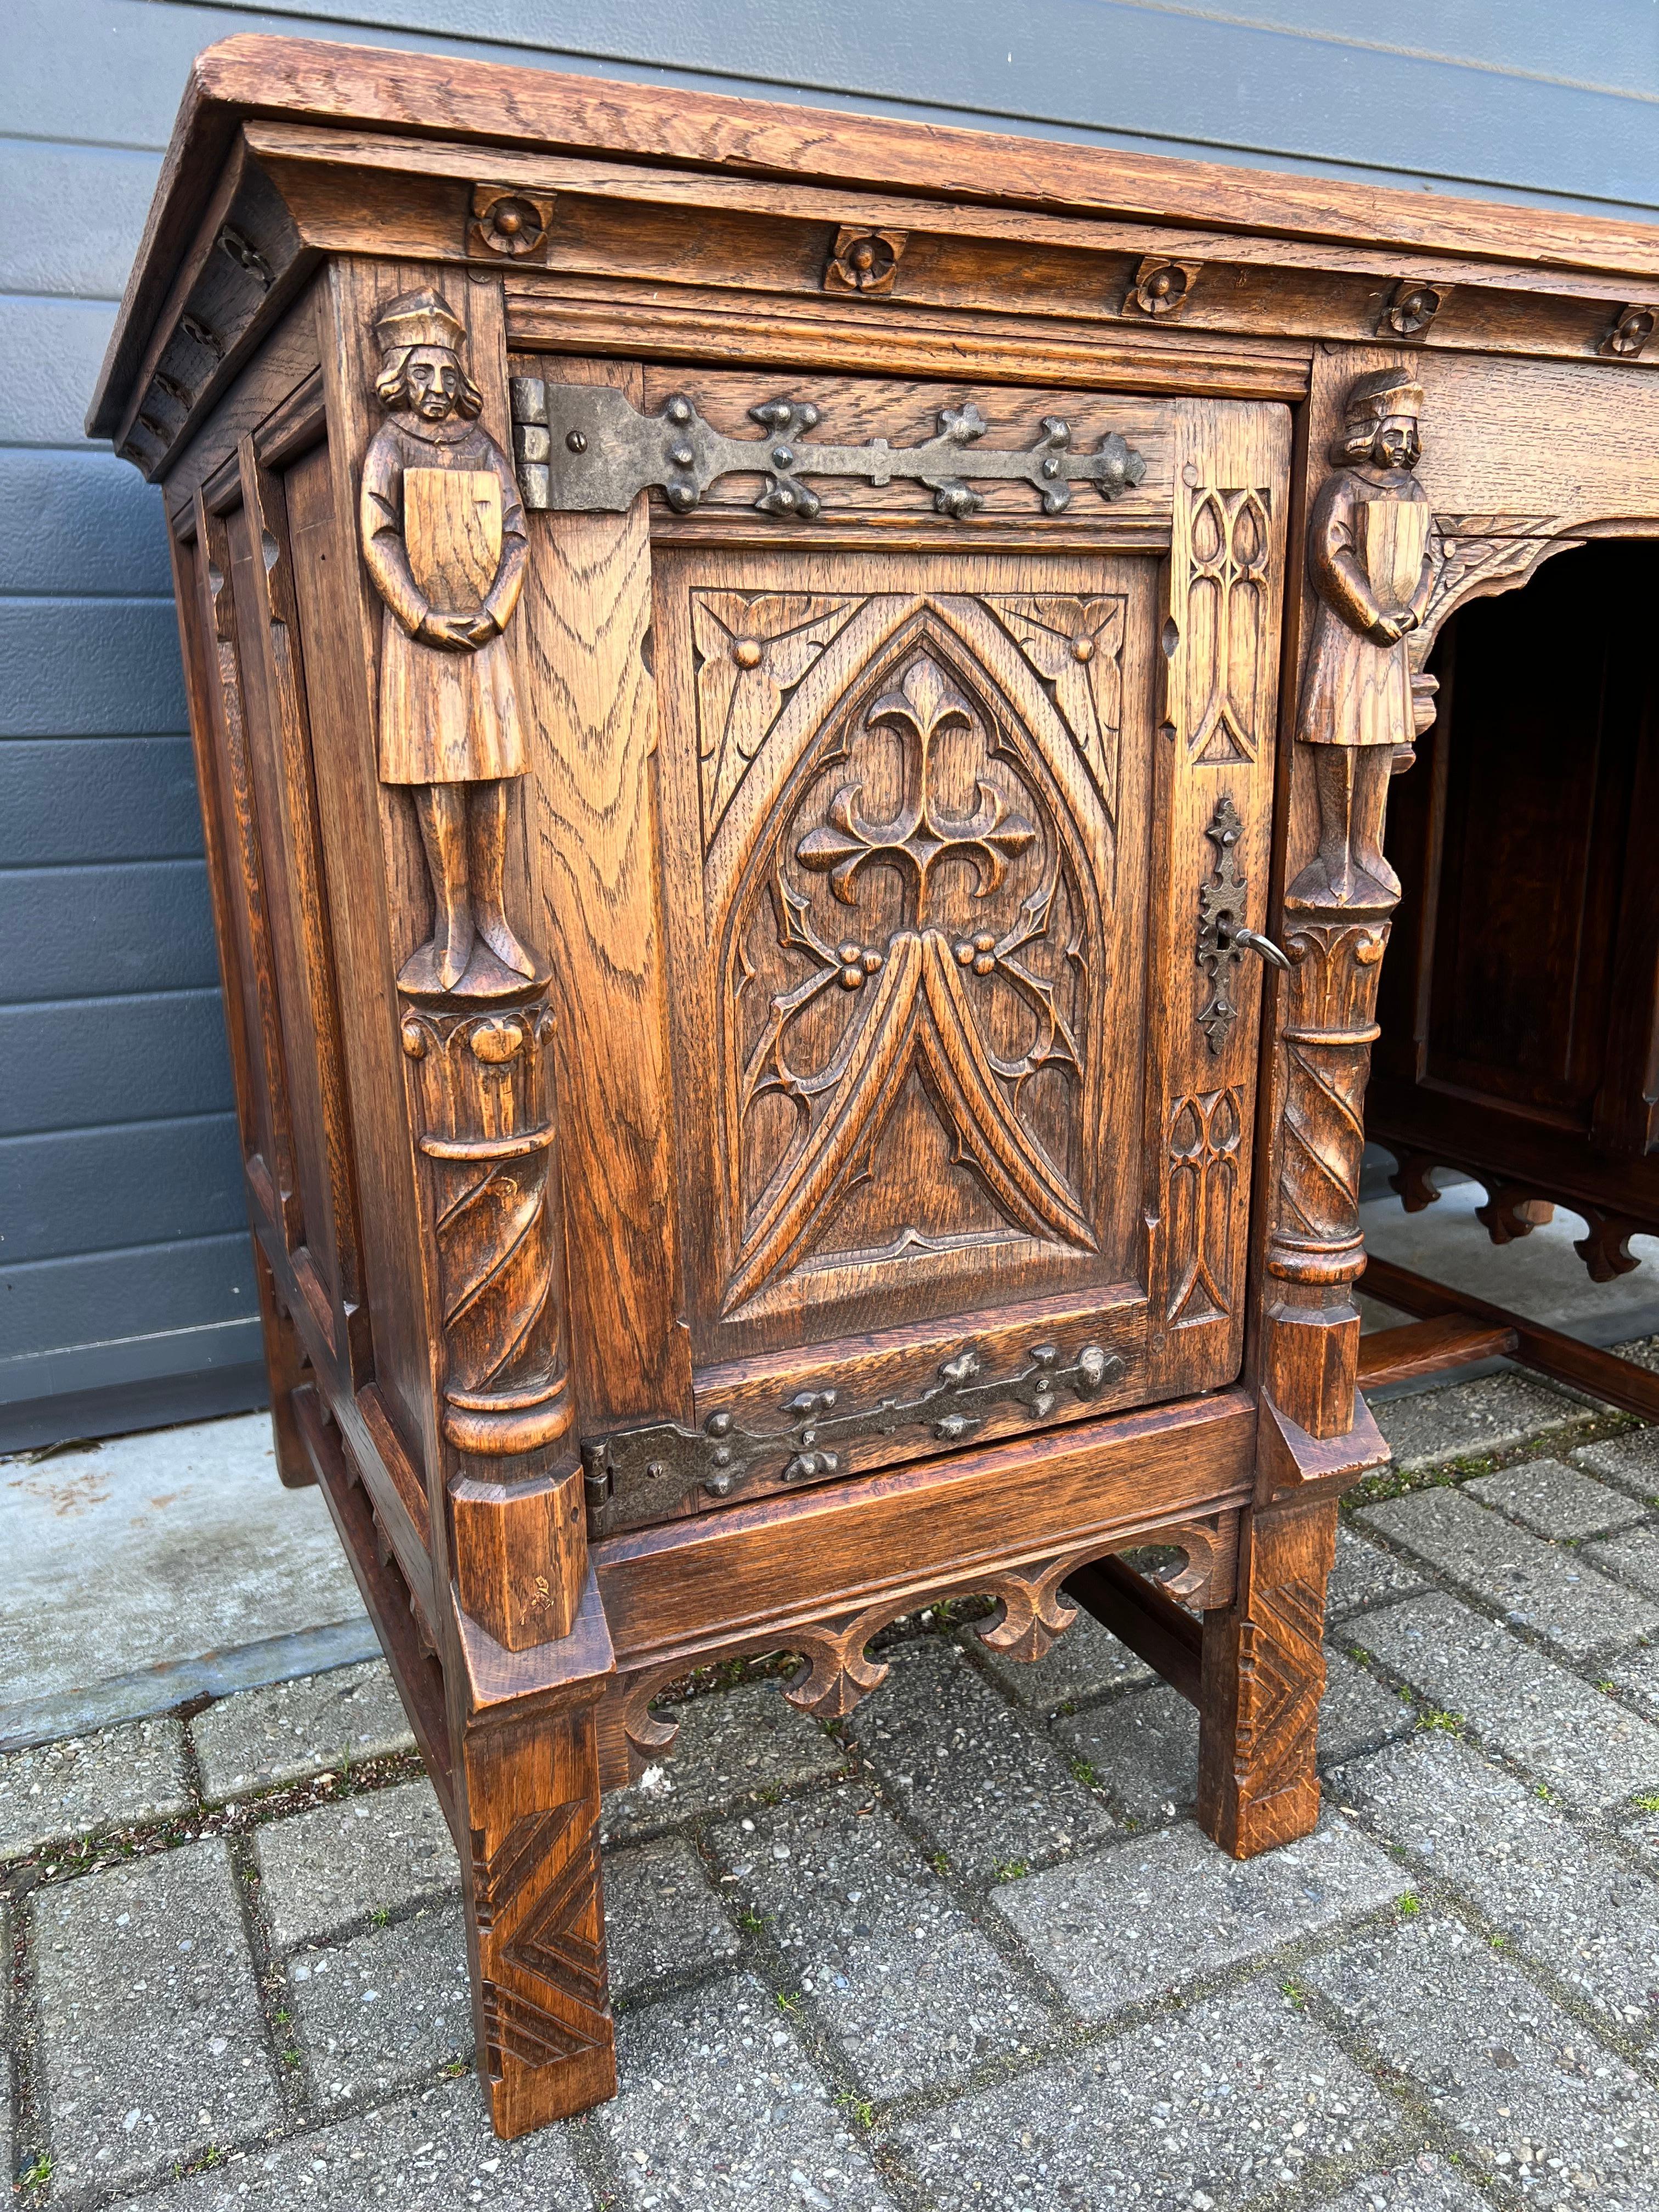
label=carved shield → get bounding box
[1355,498,1427,613]
[404,467,501,613]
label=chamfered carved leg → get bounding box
[253,1244,317,1490]
[459,1696,617,2138]
[1195,1496,1337,1857]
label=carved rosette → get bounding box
[1268,920,1389,1288]
[400,992,575,1463]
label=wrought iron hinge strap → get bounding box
[581,1337,1125,1535]
[509,382,1148,523]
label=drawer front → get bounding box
[537,372,1291,1531]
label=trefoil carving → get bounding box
[1126,256,1199,318]
[983,594,1126,816]
[1379,279,1446,340]
[691,591,865,840]
[727,646,1096,1310]
[1599,305,1655,359]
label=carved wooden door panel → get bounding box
[571,390,1289,1531]
[659,556,1144,1331]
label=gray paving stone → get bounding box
[603,1832,740,2000]
[253,1779,459,1952]
[1322,2157,1496,2211]
[1318,1648,1415,1770]
[1588,1524,1659,1602]
[848,1637,1115,1877]
[1353,1592,1659,1809]
[599,1970,894,2208]
[709,1783,1050,2100]
[994,1811,1407,2018]
[1572,1424,1659,1500]
[1,1901,9,2190]
[600,1678,851,1845]
[192,1661,415,1804]
[968,1605,1153,1712]
[1056,1681,1197,1823]
[1607,1641,1659,1722]
[1327,1521,1427,1618]
[1465,1457,1649,1539]
[1358,1485,1659,1661]
[896,1972,1395,2211]
[1370,1371,1594,1472]
[1623,1810,1659,1881]
[0,1718,191,1860]
[32,1839,281,2205]
[288,1902,471,2111]
[1306,1912,1659,2207]
[103,2075,590,2208]
[1334,1731,1659,2037]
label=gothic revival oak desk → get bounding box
[92,36,1659,2137]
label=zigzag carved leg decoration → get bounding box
[1197,1498,1335,1858]
[462,1710,615,2137]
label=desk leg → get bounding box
[461,1699,617,2139]
[1197,1495,1336,1857]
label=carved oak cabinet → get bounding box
[93,36,1659,2136]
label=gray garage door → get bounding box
[2,0,1655,1450]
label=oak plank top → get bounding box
[90,31,1659,441]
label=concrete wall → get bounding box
[2,0,1655,1448]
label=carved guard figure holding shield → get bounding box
[361,288,537,996]
[1291,366,1433,907]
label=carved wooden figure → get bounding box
[362,289,534,996]
[1291,369,1431,907]
[96,35,1659,2138]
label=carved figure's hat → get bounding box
[374,288,466,357]
[1342,366,1425,425]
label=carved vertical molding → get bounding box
[1269,918,1389,1290]
[1149,402,1290,1380]
[398,984,590,1649]
[398,997,572,1462]
[1261,362,1429,1440]
[350,281,589,1650]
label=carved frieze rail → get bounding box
[509,381,1147,520]
[582,1336,1125,1535]
[1389,1149,1652,1285]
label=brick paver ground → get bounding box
[5,1363,1659,2207]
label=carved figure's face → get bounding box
[1372,413,1421,471]
[405,346,462,421]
